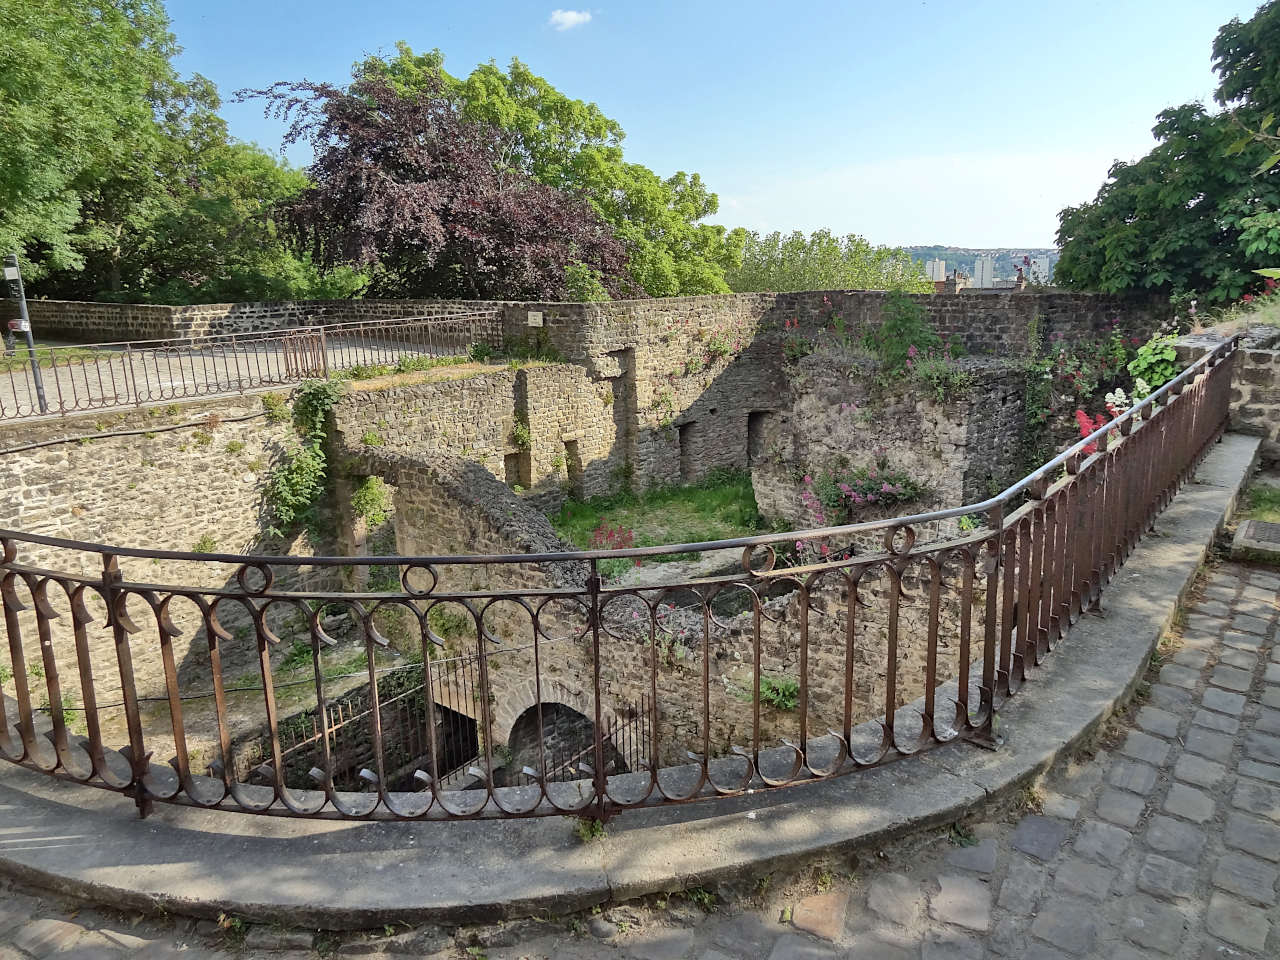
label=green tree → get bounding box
[1056,1,1280,302]
[0,0,180,279]
[360,44,742,297]
[726,230,931,293]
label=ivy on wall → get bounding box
[263,380,343,538]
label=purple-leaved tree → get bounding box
[244,73,635,300]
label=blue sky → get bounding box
[168,0,1261,248]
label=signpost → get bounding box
[4,254,48,414]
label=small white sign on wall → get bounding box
[527,311,544,327]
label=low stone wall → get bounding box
[1178,327,1280,462]
[751,354,1026,529]
[22,291,1163,356]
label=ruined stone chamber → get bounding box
[0,289,1174,817]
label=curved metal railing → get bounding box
[0,338,1237,820]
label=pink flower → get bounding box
[907,345,918,358]
[803,474,812,484]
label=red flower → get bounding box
[1243,294,1254,303]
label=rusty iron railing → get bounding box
[0,313,490,420]
[0,339,1237,821]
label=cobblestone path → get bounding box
[0,562,1277,959]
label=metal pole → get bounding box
[4,254,48,414]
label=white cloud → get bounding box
[549,9,592,31]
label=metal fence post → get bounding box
[4,254,47,414]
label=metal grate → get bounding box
[1247,520,1280,545]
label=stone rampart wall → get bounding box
[22,291,1163,355]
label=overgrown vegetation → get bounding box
[263,379,343,538]
[1055,1,1280,303]
[350,476,391,528]
[550,469,764,579]
[1243,484,1280,523]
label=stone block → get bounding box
[1120,895,1186,954]
[1096,788,1145,828]
[1201,687,1246,716]
[1232,776,1280,822]
[929,875,991,932]
[12,919,88,958]
[766,934,837,960]
[1184,726,1234,761]
[1162,782,1216,823]
[945,838,997,874]
[1108,759,1159,795]
[866,872,920,927]
[1240,759,1280,784]
[1120,730,1172,767]
[1029,899,1097,957]
[790,891,848,942]
[1209,665,1253,691]
[1156,663,1199,689]
[996,856,1046,913]
[1212,851,1279,905]
[1136,853,1198,901]
[1011,815,1070,861]
[1205,892,1270,952]
[1073,820,1132,866]
[1135,706,1180,738]
[1052,857,1115,901]
[1174,753,1228,789]
[1145,815,1206,864]
[1225,811,1280,861]
[1192,708,1240,733]
[1244,731,1280,765]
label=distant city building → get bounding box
[1029,258,1053,283]
[925,259,946,282]
[971,256,994,288]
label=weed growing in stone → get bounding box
[682,887,716,912]
[757,674,800,711]
[574,817,606,842]
[192,533,218,553]
[351,476,391,528]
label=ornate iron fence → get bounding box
[0,313,489,420]
[0,338,1237,821]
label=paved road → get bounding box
[0,561,1276,958]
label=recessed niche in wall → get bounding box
[678,422,696,482]
[747,411,771,464]
[564,440,583,498]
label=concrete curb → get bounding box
[0,434,1259,929]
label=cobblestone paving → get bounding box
[0,563,1277,959]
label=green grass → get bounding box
[0,343,102,372]
[549,468,764,576]
[1243,484,1280,523]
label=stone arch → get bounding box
[490,676,595,747]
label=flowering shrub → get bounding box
[781,317,813,362]
[1074,409,1110,455]
[800,458,925,526]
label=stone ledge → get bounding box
[0,434,1258,929]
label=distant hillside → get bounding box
[904,246,1059,281]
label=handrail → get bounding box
[0,337,1238,822]
[0,338,1235,568]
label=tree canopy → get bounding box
[726,230,931,294]
[1055,0,1280,302]
[3,0,362,303]
[251,73,631,300]
[359,45,745,297]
